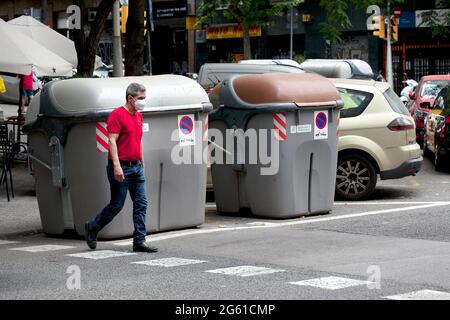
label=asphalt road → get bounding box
[1,155,450,301]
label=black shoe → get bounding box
[85,222,97,250]
[133,242,158,253]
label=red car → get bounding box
[407,75,450,145]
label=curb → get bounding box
[0,229,43,239]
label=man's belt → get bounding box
[109,159,139,167]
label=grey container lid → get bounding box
[38,74,210,117]
[23,75,212,145]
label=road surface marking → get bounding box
[205,266,285,277]
[289,276,372,290]
[245,222,278,226]
[0,240,19,245]
[132,257,206,268]
[384,290,450,300]
[112,202,450,245]
[66,250,136,260]
[10,245,75,253]
[334,201,450,205]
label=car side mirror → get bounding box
[420,102,431,109]
[408,91,416,100]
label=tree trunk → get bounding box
[125,0,145,76]
[72,0,115,77]
[242,24,252,60]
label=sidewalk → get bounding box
[0,103,269,238]
[1,103,41,236]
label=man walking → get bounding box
[85,83,157,253]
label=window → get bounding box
[420,80,450,99]
[433,95,445,110]
[337,88,373,118]
[441,88,450,117]
[383,88,410,115]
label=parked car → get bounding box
[406,75,450,146]
[333,78,422,200]
[423,86,450,171]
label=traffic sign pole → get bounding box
[386,1,394,89]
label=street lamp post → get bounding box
[386,0,394,88]
[112,0,124,77]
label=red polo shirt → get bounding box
[107,106,143,161]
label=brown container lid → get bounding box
[232,73,340,107]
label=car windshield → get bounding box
[420,80,450,99]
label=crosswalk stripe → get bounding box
[289,276,372,290]
[66,250,136,260]
[205,266,285,277]
[9,245,75,253]
[384,290,450,300]
[0,240,20,245]
[132,257,206,268]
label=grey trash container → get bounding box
[209,73,343,218]
[23,75,211,239]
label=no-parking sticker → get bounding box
[314,111,328,140]
[178,114,196,146]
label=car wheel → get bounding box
[335,154,377,200]
[434,143,446,171]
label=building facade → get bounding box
[1,0,449,92]
[195,0,450,93]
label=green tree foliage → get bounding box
[72,0,115,77]
[198,0,302,59]
[418,0,450,39]
[198,0,408,47]
[318,0,404,42]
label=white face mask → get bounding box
[134,98,146,111]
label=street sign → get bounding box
[393,6,401,18]
[178,114,196,146]
[180,115,193,134]
[315,112,327,129]
[314,111,328,140]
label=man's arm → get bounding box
[140,140,145,168]
[109,133,124,182]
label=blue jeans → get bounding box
[88,160,148,244]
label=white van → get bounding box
[299,59,374,80]
[197,62,304,92]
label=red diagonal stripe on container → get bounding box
[203,113,209,142]
[96,135,109,150]
[273,126,281,140]
[278,128,287,140]
[273,113,286,129]
[96,122,108,137]
[273,125,286,141]
[96,122,109,153]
